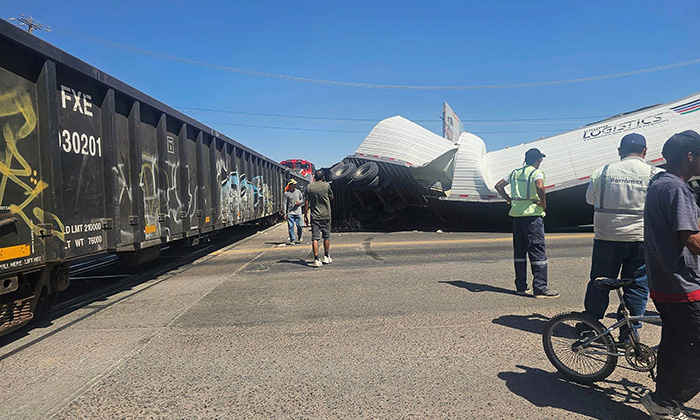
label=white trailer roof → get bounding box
[355,116,458,167]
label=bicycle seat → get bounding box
[594,277,634,290]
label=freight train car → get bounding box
[0,20,306,335]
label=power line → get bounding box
[178,106,395,122]
[202,121,369,133]
[203,120,578,135]
[179,105,606,125]
[180,107,434,125]
[51,26,700,90]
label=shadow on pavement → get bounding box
[438,280,518,295]
[492,313,550,335]
[499,365,651,419]
[277,258,311,268]
[605,309,661,320]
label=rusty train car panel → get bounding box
[0,20,306,335]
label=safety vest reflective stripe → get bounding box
[594,208,644,215]
[594,162,653,214]
[531,260,548,266]
[598,164,610,210]
[510,166,539,201]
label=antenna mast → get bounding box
[8,15,51,34]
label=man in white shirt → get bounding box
[583,133,661,340]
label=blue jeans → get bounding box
[584,239,648,338]
[287,214,302,242]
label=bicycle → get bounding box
[542,277,661,384]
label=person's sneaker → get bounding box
[294,240,302,244]
[287,241,296,246]
[322,255,332,264]
[534,289,560,299]
[311,259,322,268]
[641,393,689,420]
[516,287,533,296]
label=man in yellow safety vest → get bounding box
[495,148,559,298]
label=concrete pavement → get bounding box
[1,224,697,419]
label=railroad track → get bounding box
[0,223,268,358]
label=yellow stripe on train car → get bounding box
[145,225,157,234]
[0,244,30,261]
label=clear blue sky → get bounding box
[6,1,699,168]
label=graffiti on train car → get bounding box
[112,162,134,244]
[0,89,65,243]
[220,171,274,222]
[220,170,241,223]
[251,175,273,214]
[140,153,160,237]
[163,159,183,238]
[113,157,189,240]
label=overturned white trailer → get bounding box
[330,91,700,230]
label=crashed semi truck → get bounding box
[329,91,700,231]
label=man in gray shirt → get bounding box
[642,130,700,420]
[282,179,304,244]
[304,170,334,268]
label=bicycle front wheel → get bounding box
[542,312,618,383]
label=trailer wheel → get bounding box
[352,162,379,186]
[331,162,355,184]
[367,175,380,190]
[354,175,380,192]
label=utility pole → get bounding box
[8,15,51,34]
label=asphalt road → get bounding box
[1,224,698,419]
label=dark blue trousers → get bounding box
[584,239,648,338]
[512,216,548,294]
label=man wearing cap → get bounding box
[640,130,700,419]
[495,148,559,298]
[282,179,304,245]
[583,133,661,340]
[305,170,334,267]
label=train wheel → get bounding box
[51,264,70,292]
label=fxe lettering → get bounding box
[60,85,93,117]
